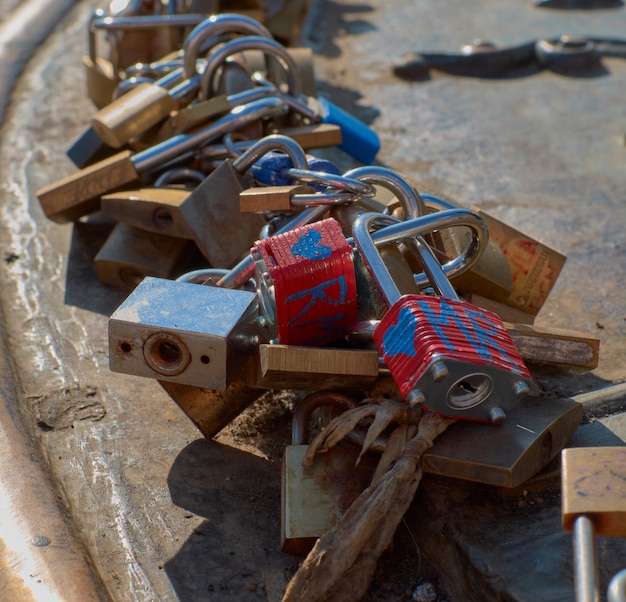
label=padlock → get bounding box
[281,391,376,556]
[252,217,358,346]
[353,211,535,423]
[504,322,600,371]
[470,205,567,316]
[562,447,626,602]
[109,276,258,390]
[94,222,196,289]
[421,394,583,487]
[214,203,330,290]
[91,13,273,148]
[345,393,582,488]
[100,167,206,238]
[417,193,515,303]
[248,343,380,390]
[176,133,309,267]
[94,12,205,71]
[36,96,287,223]
[83,9,121,109]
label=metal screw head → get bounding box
[407,390,426,407]
[489,407,507,425]
[430,361,449,382]
[513,381,531,398]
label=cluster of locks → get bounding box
[35,1,604,557]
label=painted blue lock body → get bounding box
[317,97,380,164]
[249,152,341,189]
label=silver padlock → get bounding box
[353,210,535,423]
[108,276,258,390]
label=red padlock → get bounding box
[252,217,358,346]
[352,211,534,424]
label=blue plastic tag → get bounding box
[317,97,380,164]
[249,152,341,189]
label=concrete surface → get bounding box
[0,0,625,600]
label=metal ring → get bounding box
[283,168,376,197]
[535,36,600,71]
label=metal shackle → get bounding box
[292,391,358,446]
[200,36,302,100]
[182,14,273,80]
[359,208,489,286]
[154,167,206,187]
[283,168,375,198]
[232,134,309,175]
[343,165,426,221]
[343,167,486,287]
[132,96,287,172]
[352,212,466,307]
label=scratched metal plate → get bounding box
[0,0,624,601]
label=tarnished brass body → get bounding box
[422,395,583,487]
[36,150,137,223]
[239,184,314,212]
[91,83,179,148]
[506,323,600,370]
[101,187,194,238]
[248,344,380,390]
[562,447,626,536]
[94,223,194,289]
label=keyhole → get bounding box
[447,373,492,410]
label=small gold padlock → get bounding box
[281,391,376,556]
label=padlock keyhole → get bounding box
[157,341,181,365]
[143,332,191,376]
[447,374,493,410]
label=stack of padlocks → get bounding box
[36,1,603,558]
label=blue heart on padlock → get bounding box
[290,229,332,261]
[382,307,417,357]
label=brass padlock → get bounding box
[91,13,273,148]
[158,361,265,439]
[248,343,380,390]
[345,394,582,488]
[83,10,121,109]
[36,96,286,223]
[562,447,626,602]
[282,391,376,556]
[94,222,195,289]
[101,187,196,239]
[470,205,567,316]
